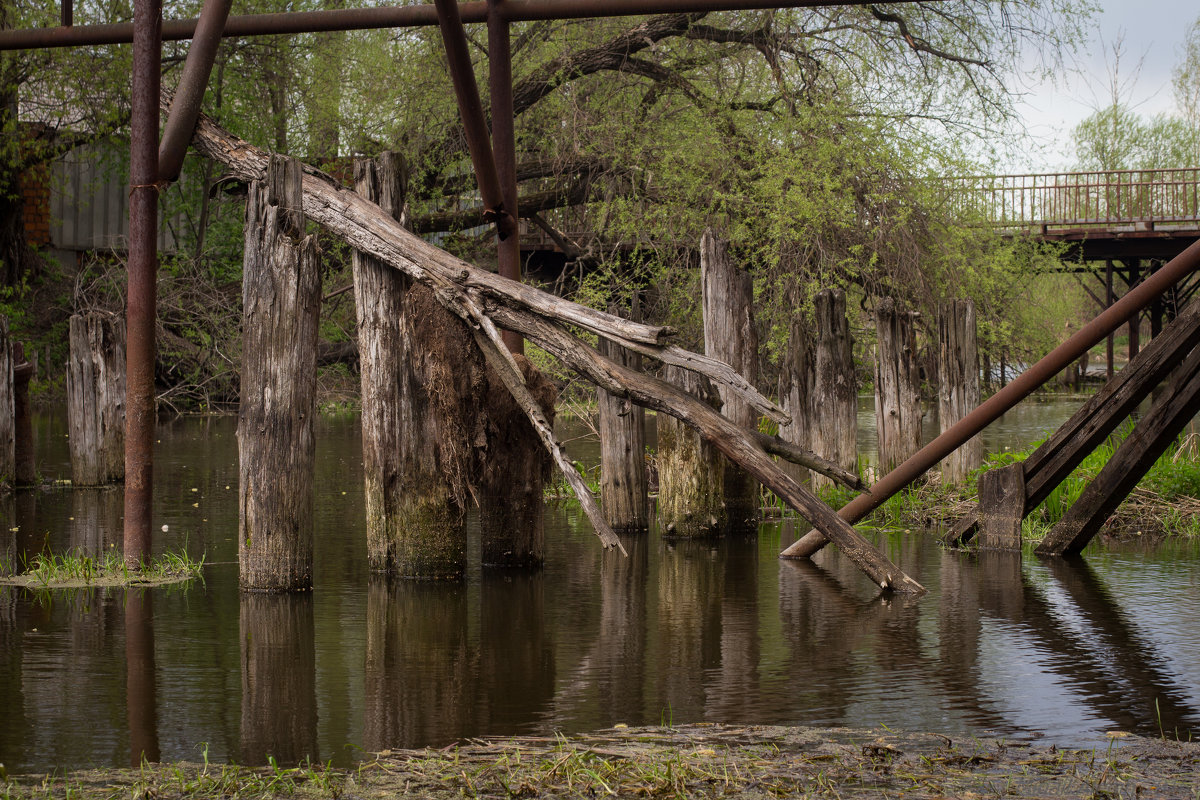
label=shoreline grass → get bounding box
[0,547,206,589]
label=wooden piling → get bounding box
[1036,342,1200,556]
[977,462,1025,550]
[0,317,12,490]
[352,153,482,578]
[874,298,921,473]
[598,329,649,532]
[238,155,321,592]
[11,341,33,487]
[479,354,556,567]
[937,299,981,484]
[777,314,812,486]
[656,365,725,537]
[66,312,126,486]
[810,288,857,491]
[701,229,759,527]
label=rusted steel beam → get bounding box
[158,0,231,182]
[434,0,513,239]
[0,0,884,49]
[781,236,1200,559]
[124,0,161,567]
[489,0,523,353]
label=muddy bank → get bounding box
[4,724,1197,799]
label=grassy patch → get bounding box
[0,548,205,589]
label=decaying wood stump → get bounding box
[701,230,759,527]
[657,365,725,537]
[0,317,12,490]
[66,312,126,486]
[238,155,321,592]
[875,298,921,474]
[479,355,556,567]
[598,329,649,532]
[937,299,981,484]
[353,153,485,578]
[777,313,812,487]
[977,462,1025,550]
[239,594,318,764]
[810,289,857,491]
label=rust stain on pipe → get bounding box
[782,237,1200,559]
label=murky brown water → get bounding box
[2,403,1199,773]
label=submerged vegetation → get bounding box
[0,547,205,589]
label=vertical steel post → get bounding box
[125,0,161,566]
[489,0,523,353]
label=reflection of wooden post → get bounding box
[478,572,553,729]
[125,589,160,767]
[67,312,126,486]
[811,289,857,491]
[363,579,473,750]
[353,153,479,578]
[937,299,981,484]
[1,317,12,489]
[238,155,321,592]
[655,538,723,717]
[656,365,725,537]
[597,330,649,532]
[875,298,921,473]
[240,594,318,765]
[978,462,1024,550]
[70,488,122,556]
[701,230,758,526]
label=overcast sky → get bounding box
[1006,0,1197,172]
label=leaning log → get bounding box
[185,108,922,594]
[66,312,127,486]
[701,230,759,527]
[0,317,12,490]
[238,155,321,592]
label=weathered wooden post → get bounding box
[810,288,857,491]
[479,358,556,567]
[597,326,649,532]
[239,594,318,764]
[352,153,482,578]
[777,314,812,487]
[238,155,321,592]
[656,365,725,536]
[977,462,1025,550]
[0,317,12,490]
[874,297,921,473]
[66,312,126,486]
[937,299,981,484]
[701,229,759,526]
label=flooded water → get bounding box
[3,398,1200,773]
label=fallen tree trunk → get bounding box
[183,105,923,594]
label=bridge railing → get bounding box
[941,167,1200,232]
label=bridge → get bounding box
[943,167,1200,261]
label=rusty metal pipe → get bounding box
[0,0,882,50]
[782,237,1200,559]
[489,0,523,353]
[124,0,161,567]
[158,0,231,182]
[434,0,514,238]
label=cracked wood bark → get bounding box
[1035,341,1200,556]
[657,365,725,537]
[353,153,478,578]
[701,229,758,527]
[977,462,1024,550]
[238,155,320,593]
[937,299,981,485]
[811,288,857,492]
[875,298,921,474]
[66,312,126,486]
[0,317,12,490]
[777,312,812,487]
[944,296,1200,547]
[185,111,921,593]
[598,328,649,532]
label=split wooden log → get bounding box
[0,317,13,490]
[184,106,921,594]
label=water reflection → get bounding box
[126,589,159,767]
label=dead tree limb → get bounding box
[183,105,923,594]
